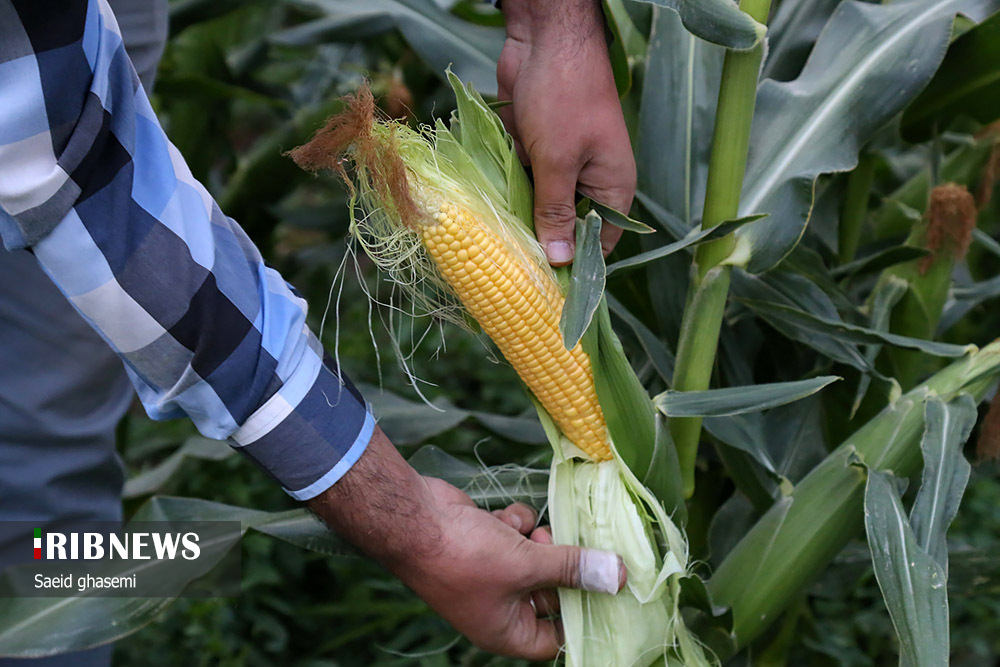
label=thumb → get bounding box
[526,542,626,594]
[532,163,580,266]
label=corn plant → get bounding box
[6,0,1000,664]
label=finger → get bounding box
[600,222,624,257]
[531,156,582,266]
[496,503,538,535]
[530,588,561,617]
[508,601,564,661]
[578,149,636,258]
[529,526,552,544]
[525,542,626,594]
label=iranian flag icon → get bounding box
[33,528,41,559]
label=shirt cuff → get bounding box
[229,350,374,501]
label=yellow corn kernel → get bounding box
[419,201,611,461]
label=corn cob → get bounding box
[418,198,611,461]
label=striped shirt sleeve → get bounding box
[0,0,373,501]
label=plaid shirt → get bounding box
[0,0,373,501]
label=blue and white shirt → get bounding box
[0,0,374,501]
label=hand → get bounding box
[308,426,625,659]
[497,0,637,265]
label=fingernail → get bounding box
[579,549,624,595]
[509,513,522,531]
[545,241,574,265]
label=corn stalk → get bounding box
[669,0,772,498]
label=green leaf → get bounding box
[764,396,829,484]
[637,8,723,227]
[631,0,766,51]
[739,0,995,273]
[446,70,510,195]
[708,340,1000,651]
[607,214,763,275]
[560,212,607,350]
[602,0,648,97]
[585,197,655,234]
[738,298,972,358]
[902,11,1000,141]
[123,437,233,499]
[359,384,545,445]
[731,271,874,372]
[654,376,840,418]
[283,0,503,95]
[851,277,908,416]
[831,246,931,279]
[642,415,687,521]
[408,446,549,509]
[909,395,975,572]
[763,0,840,81]
[864,470,950,667]
[607,294,675,383]
[582,302,659,490]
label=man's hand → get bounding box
[498,0,637,265]
[308,426,625,659]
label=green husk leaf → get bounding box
[582,301,658,485]
[561,212,607,349]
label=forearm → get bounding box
[306,426,441,573]
[0,0,371,500]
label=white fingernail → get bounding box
[545,241,574,264]
[579,549,622,594]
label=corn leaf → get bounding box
[851,278,908,416]
[830,246,931,280]
[738,298,972,358]
[408,446,549,509]
[123,437,233,499]
[282,0,503,95]
[730,270,875,373]
[864,470,950,667]
[360,384,546,445]
[561,212,607,350]
[654,376,840,418]
[739,0,998,273]
[709,341,1000,651]
[585,198,655,234]
[909,396,975,572]
[631,0,766,51]
[763,0,840,81]
[602,0,648,97]
[637,9,722,227]
[763,396,828,484]
[607,294,675,383]
[902,11,1000,141]
[606,214,764,275]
